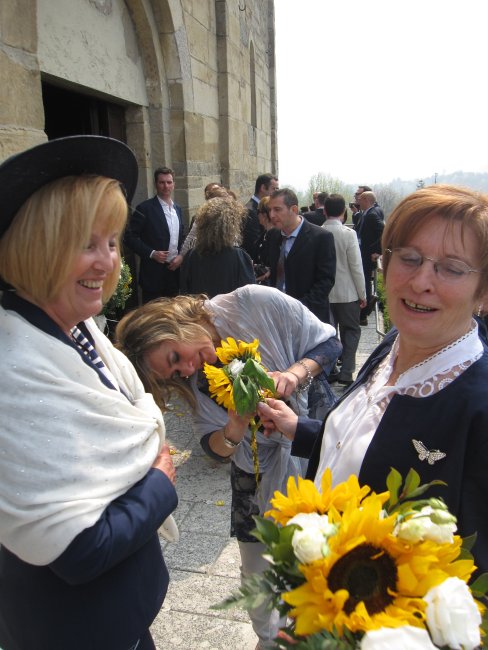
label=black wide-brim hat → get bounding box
[0,135,138,239]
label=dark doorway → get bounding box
[42,81,126,141]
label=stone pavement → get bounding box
[150,311,385,649]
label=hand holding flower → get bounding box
[268,370,300,399]
[224,409,252,444]
[203,338,277,482]
[257,398,298,440]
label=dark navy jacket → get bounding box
[124,196,185,293]
[0,292,178,650]
[292,328,488,575]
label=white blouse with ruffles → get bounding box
[314,322,483,489]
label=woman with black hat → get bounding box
[0,136,178,650]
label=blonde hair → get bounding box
[382,184,488,299]
[0,175,128,303]
[116,295,213,412]
[195,197,247,255]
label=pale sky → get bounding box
[274,0,488,190]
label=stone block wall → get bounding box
[0,0,277,221]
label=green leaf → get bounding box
[480,610,488,648]
[403,479,447,499]
[462,532,478,552]
[243,358,276,392]
[470,572,488,597]
[252,516,281,545]
[385,467,402,510]
[457,545,475,562]
[233,375,259,415]
[211,572,276,612]
[270,526,299,564]
[402,468,421,498]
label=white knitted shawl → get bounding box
[0,305,178,566]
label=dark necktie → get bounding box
[276,235,292,292]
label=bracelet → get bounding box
[294,359,313,393]
[222,427,241,449]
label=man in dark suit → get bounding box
[267,188,336,323]
[352,185,385,229]
[356,190,384,324]
[124,166,185,303]
[243,172,279,261]
[302,191,328,226]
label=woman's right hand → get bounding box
[257,398,298,441]
[152,443,176,485]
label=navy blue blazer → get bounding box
[0,292,178,650]
[356,206,384,270]
[293,329,488,575]
[268,219,336,323]
[124,196,185,293]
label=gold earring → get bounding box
[477,304,483,317]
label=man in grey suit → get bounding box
[323,194,366,385]
[124,166,185,303]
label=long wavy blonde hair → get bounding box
[116,295,214,412]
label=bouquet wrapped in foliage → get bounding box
[216,468,488,649]
[102,258,133,318]
[203,337,276,480]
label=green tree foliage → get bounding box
[372,184,404,219]
[306,172,354,206]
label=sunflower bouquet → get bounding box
[215,467,488,649]
[203,337,276,481]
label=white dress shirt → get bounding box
[157,196,179,261]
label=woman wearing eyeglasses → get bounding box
[258,184,488,573]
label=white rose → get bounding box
[291,526,329,564]
[396,506,457,544]
[424,577,481,650]
[287,512,336,537]
[227,358,245,378]
[360,626,437,650]
[286,513,338,564]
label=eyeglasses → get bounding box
[386,247,480,282]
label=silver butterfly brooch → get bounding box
[412,439,446,465]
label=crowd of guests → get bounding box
[122,168,384,385]
[2,137,488,650]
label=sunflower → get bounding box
[266,469,373,526]
[215,337,261,365]
[279,489,475,637]
[203,337,264,411]
[204,363,235,411]
[203,337,275,484]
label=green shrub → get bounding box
[102,258,133,318]
[376,272,392,333]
